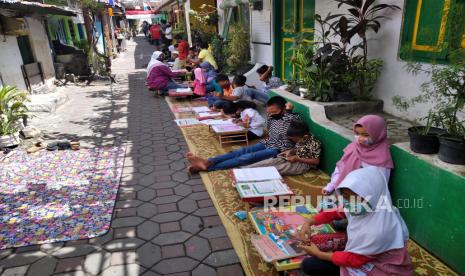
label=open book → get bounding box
[248,204,335,269]
[232,167,282,182]
[174,118,201,127]
[192,106,211,113]
[211,125,245,133]
[232,167,292,201]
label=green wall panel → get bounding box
[270,91,465,274]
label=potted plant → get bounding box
[0,86,29,148]
[393,62,465,163]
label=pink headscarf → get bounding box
[193,68,206,96]
[334,115,394,187]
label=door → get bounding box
[274,0,315,80]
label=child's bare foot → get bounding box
[186,152,195,160]
[192,159,209,171]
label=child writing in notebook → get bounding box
[322,115,393,195]
[222,101,266,140]
[247,120,321,175]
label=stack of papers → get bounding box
[211,125,245,133]
[232,167,292,200]
[174,118,201,127]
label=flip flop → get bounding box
[27,141,48,153]
[47,141,58,151]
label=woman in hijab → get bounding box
[146,51,183,94]
[298,166,413,276]
[199,61,217,93]
[322,115,394,195]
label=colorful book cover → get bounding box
[248,205,335,270]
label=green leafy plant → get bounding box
[211,34,227,71]
[393,62,465,139]
[225,23,250,73]
[0,86,29,136]
[331,0,400,99]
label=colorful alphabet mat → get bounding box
[0,147,125,249]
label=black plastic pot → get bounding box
[408,127,446,154]
[438,134,465,165]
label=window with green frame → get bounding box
[400,0,465,63]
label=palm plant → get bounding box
[0,86,29,136]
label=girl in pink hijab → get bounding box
[322,115,394,195]
[192,67,207,96]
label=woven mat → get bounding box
[0,147,125,249]
[165,97,457,276]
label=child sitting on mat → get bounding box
[297,167,412,276]
[322,115,393,195]
[192,67,206,96]
[186,96,301,173]
[246,120,321,176]
[222,101,266,140]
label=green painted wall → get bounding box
[270,91,465,274]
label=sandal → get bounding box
[27,141,48,153]
[70,139,80,150]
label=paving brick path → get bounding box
[0,37,243,276]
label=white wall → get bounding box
[315,0,432,122]
[0,36,27,90]
[26,17,55,80]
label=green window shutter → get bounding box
[400,0,452,62]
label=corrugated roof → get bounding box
[0,0,77,16]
